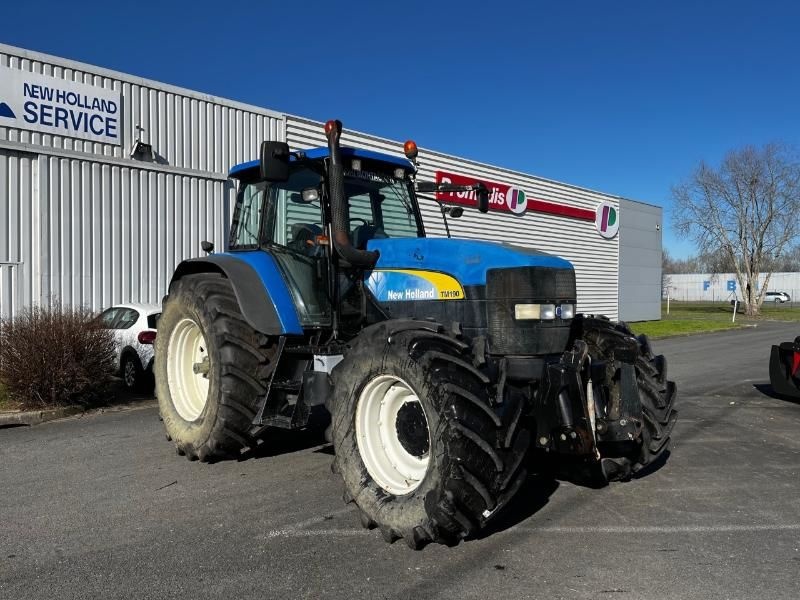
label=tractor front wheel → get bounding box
[579,316,678,481]
[154,273,275,461]
[331,321,530,549]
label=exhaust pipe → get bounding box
[324,120,379,268]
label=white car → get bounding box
[98,303,160,391]
[765,291,791,304]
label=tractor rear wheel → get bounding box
[155,273,275,461]
[330,321,530,549]
[579,316,678,481]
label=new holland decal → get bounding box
[366,270,465,302]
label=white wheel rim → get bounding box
[167,318,211,422]
[355,375,430,495]
[124,360,136,387]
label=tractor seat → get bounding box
[352,224,388,249]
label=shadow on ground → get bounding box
[753,382,800,404]
[476,474,560,539]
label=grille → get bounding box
[486,267,576,355]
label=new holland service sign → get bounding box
[0,66,121,145]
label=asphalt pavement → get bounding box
[1,321,799,600]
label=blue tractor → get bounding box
[154,120,677,548]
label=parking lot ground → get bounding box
[1,322,799,600]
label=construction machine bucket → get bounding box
[769,339,800,399]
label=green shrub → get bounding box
[0,303,117,408]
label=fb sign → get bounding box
[0,66,121,145]
[727,280,736,292]
[703,281,710,291]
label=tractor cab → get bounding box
[227,140,425,334]
[228,146,423,252]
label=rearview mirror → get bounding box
[443,206,464,218]
[259,141,290,182]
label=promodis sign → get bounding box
[433,171,596,222]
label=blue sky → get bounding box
[3,1,798,258]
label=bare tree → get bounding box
[672,143,800,315]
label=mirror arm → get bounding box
[441,206,452,239]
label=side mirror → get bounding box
[476,183,490,213]
[443,206,464,218]
[259,141,290,182]
[201,240,214,254]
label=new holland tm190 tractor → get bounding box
[154,120,677,548]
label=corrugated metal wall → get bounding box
[0,43,644,322]
[287,116,621,318]
[0,149,37,317]
[0,44,286,318]
[39,158,233,308]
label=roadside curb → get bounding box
[0,398,158,428]
[0,405,85,427]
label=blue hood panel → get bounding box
[366,238,573,286]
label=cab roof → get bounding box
[229,146,414,179]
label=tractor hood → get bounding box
[365,237,573,287]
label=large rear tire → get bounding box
[330,321,530,549]
[154,274,275,461]
[578,315,678,481]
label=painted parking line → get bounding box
[264,522,800,539]
[262,506,355,539]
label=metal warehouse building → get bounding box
[0,43,662,323]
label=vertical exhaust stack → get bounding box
[324,119,379,268]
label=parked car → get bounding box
[98,303,160,391]
[765,291,791,304]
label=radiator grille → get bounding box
[486,267,576,355]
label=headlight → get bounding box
[540,304,556,320]
[515,303,571,320]
[514,304,541,320]
[559,304,575,319]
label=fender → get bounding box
[170,252,303,335]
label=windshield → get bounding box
[343,170,422,246]
[229,164,422,251]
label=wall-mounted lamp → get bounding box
[130,125,154,160]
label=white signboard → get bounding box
[0,66,122,145]
[595,201,619,239]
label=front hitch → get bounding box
[532,340,597,456]
[532,338,645,456]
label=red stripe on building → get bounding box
[527,199,595,221]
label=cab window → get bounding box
[263,168,324,250]
[230,181,267,249]
[344,173,420,249]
